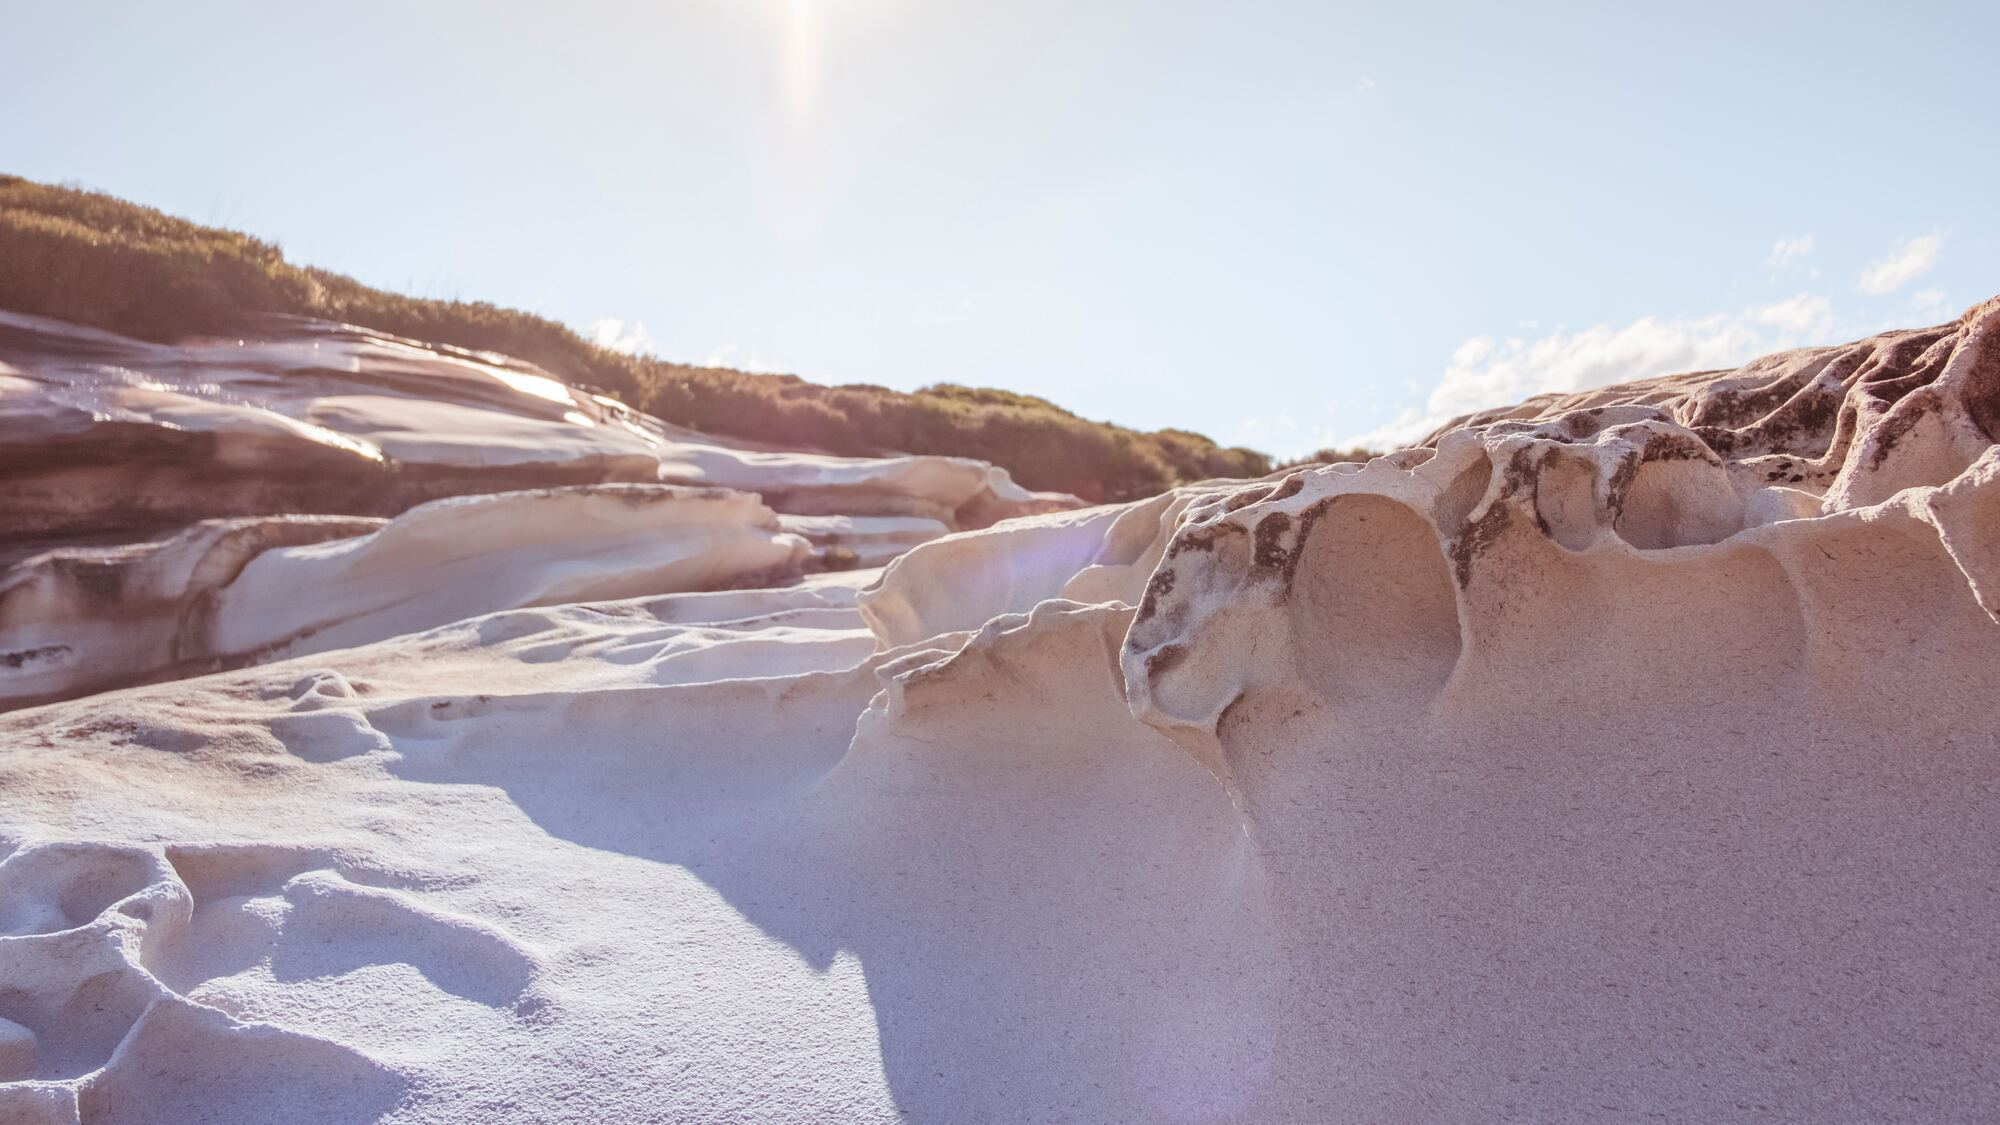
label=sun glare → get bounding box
[776,0,828,128]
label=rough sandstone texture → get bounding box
[0,299,1996,1122]
[0,311,1076,708]
[1126,296,2000,760]
[0,310,1065,542]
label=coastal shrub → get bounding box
[0,174,1272,498]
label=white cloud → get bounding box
[1356,76,1377,93]
[704,344,782,374]
[1231,415,1300,445]
[1749,292,1837,334]
[1335,294,1842,453]
[1908,287,1951,321]
[1857,234,1941,294]
[1766,233,1816,271]
[586,318,660,356]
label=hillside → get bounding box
[0,174,1270,500]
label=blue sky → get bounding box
[8,0,1996,454]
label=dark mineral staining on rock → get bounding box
[1144,642,1188,679]
[0,644,71,669]
[1252,512,1293,571]
[1164,520,1239,561]
[1267,473,1307,502]
[1135,568,1176,624]
[1562,411,1599,439]
[1638,429,1722,466]
[1863,391,1942,470]
[1449,502,1513,590]
[1448,448,1537,588]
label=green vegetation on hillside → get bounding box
[1276,446,1377,470]
[0,174,1271,499]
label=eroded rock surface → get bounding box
[1,299,1997,1121]
[0,486,808,709]
[0,311,1078,707]
[1128,296,2000,759]
[0,311,1066,540]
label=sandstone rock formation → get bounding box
[0,486,810,710]
[0,311,1077,708]
[0,299,1995,1122]
[0,311,1066,541]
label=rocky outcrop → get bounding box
[0,515,386,709]
[0,310,1074,545]
[0,312,663,545]
[776,515,954,570]
[1125,296,2000,777]
[0,310,1080,707]
[0,486,808,709]
[0,300,1996,1121]
[660,442,1069,528]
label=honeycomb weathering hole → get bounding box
[1613,458,1744,550]
[1287,496,1462,704]
[0,846,155,937]
[1533,451,1602,552]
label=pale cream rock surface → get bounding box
[0,311,1074,708]
[0,310,1068,540]
[0,486,810,710]
[2,300,1998,1122]
[776,514,953,568]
